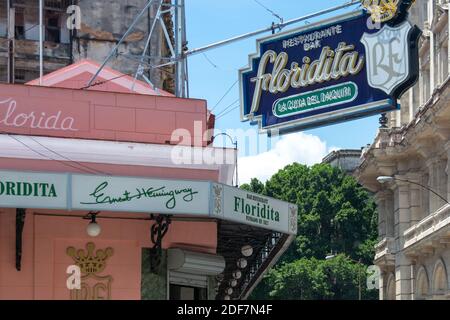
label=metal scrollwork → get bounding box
[149,214,172,274]
[379,113,389,128]
[16,208,26,271]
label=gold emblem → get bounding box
[362,0,401,23]
[66,242,114,300]
[213,184,223,215]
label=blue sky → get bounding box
[184,0,381,182]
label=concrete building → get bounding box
[0,0,174,92]
[356,0,450,300]
[322,149,363,174]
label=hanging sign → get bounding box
[71,174,211,215]
[0,170,297,234]
[0,170,68,209]
[239,7,420,134]
[211,183,297,235]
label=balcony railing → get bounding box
[374,237,396,262]
[404,204,450,249]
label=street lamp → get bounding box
[376,176,449,205]
[241,244,253,257]
[325,253,363,300]
[212,133,239,187]
[85,212,101,237]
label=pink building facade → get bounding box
[0,61,295,300]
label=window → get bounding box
[0,65,7,83]
[416,267,430,300]
[9,1,70,43]
[45,0,72,10]
[386,274,396,300]
[0,0,7,37]
[432,261,448,296]
[45,11,60,43]
[169,284,207,300]
[14,68,39,84]
[14,8,25,40]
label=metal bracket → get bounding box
[15,208,26,271]
[379,113,389,128]
[149,214,172,273]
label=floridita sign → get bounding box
[211,183,298,235]
[0,170,297,235]
[239,8,420,134]
[0,98,78,131]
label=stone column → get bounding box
[406,172,423,225]
[437,157,448,206]
[392,180,413,299]
[375,191,387,239]
[446,142,450,201]
[379,269,386,300]
[429,0,436,91]
[385,191,395,238]
[437,39,443,85]
[421,172,430,217]
[426,158,448,213]
[395,254,414,300]
[392,179,411,242]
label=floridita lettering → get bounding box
[0,98,78,131]
[0,180,57,197]
[234,195,280,223]
[282,25,343,50]
[249,42,364,114]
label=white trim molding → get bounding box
[0,134,237,185]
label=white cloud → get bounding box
[238,132,338,184]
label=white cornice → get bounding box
[0,134,236,185]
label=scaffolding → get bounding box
[88,0,362,98]
[86,0,187,96]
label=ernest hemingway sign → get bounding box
[239,8,420,134]
[71,174,210,215]
[0,170,297,234]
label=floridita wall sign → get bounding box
[0,97,83,132]
[211,183,298,235]
[239,8,420,134]
[0,170,68,209]
[0,170,297,235]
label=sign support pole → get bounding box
[175,0,187,97]
[6,0,14,84]
[39,0,43,85]
[184,0,360,57]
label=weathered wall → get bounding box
[73,0,175,93]
[0,0,175,91]
[141,249,167,300]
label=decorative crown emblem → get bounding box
[362,0,399,22]
[362,0,416,23]
[213,184,223,215]
[67,242,114,275]
[289,205,298,234]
